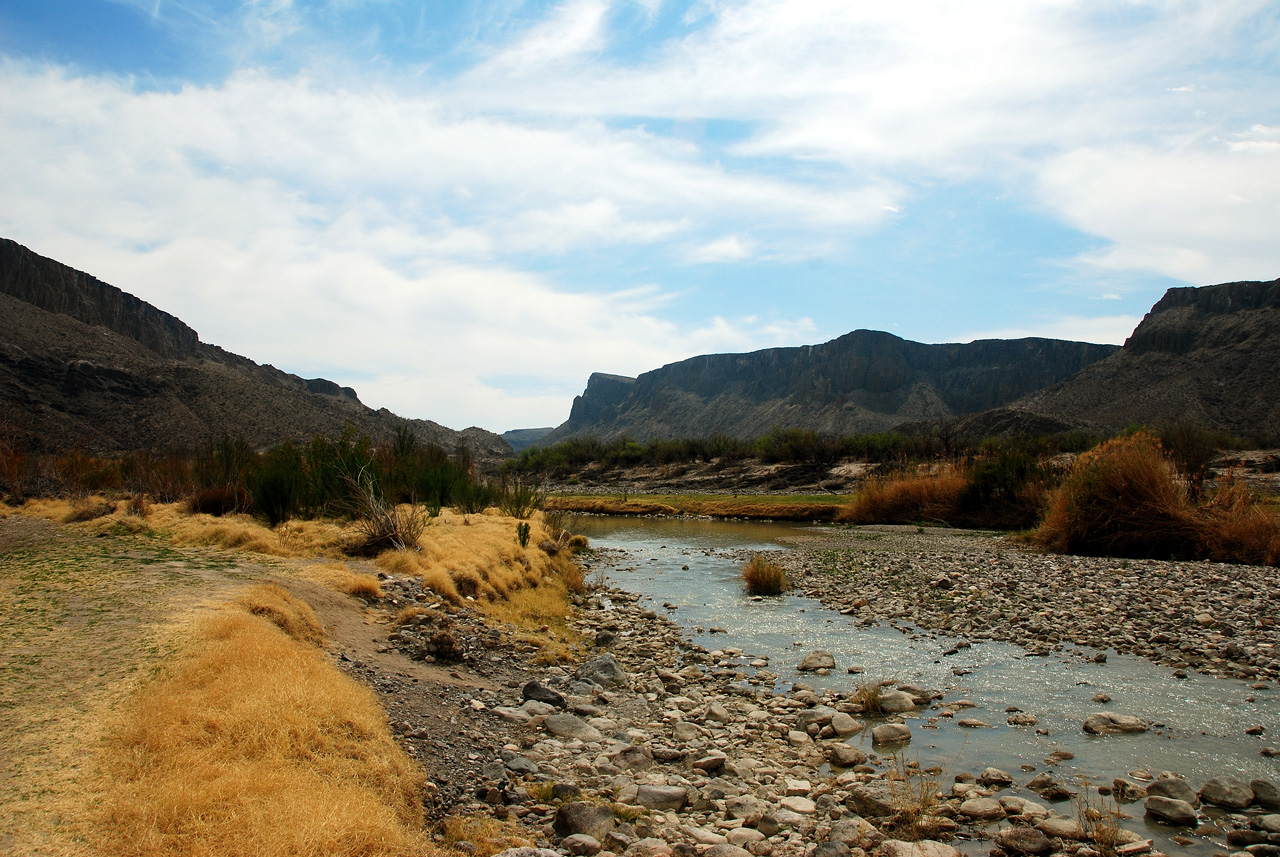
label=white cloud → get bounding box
[686,234,751,263]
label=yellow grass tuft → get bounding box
[838,468,968,525]
[742,554,788,595]
[236,583,324,645]
[94,600,429,857]
[440,814,533,857]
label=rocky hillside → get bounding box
[0,238,511,459]
[546,331,1118,442]
[1011,278,1280,438]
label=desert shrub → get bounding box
[342,466,432,555]
[119,450,195,502]
[743,554,788,595]
[247,441,309,527]
[497,477,544,520]
[953,451,1053,530]
[1198,481,1280,566]
[56,451,121,497]
[185,485,250,516]
[515,522,531,548]
[125,494,152,517]
[64,498,116,523]
[452,479,496,514]
[193,435,255,493]
[1159,420,1222,497]
[839,468,967,525]
[852,679,888,715]
[1034,433,1201,559]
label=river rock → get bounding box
[871,723,912,745]
[796,706,839,732]
[577,653,628,688]
[848,780,910,817]
[1145,796,1199,827]
[798,651,837,671]
[1112,779,1149,802]
[814,842,852,857]
[703,846,752,857]
[1083,713,1151,734]
[830,816,884,848]
[725,795,767,825]
[493,849,561,857]
[522,680,567,708]
[995,827,1054,855]
[877,839,960,857]
[879,690,916,713]
[1253,779,1280,809]
[977,767,1013,787]
[615,745,654,771]
[958,798,1006,820]
[626,838,672,856]
[561,835,602,856]
[672,721,702,742]
[726,829,766,848]
[831,712,862,736]
[999,796,1049,819]
[1199,776,1254,809]
[500,749,541,775]
[543,713,603,742]
[1146,777,1199,806]
[780,796,817,815]
[829,743,868,767]
[1036,816,1085,840]
[1258,814,1280,833]
[635,784,688,811]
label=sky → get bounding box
[1,1,1278,434]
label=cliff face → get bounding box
[547,331,1119,442]
[0,238,511,458]
[1013,278,1280,437]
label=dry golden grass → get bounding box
[440,814,533,857]
[299,562,387,601]
[236,583,325,645]
[742,554,788,595]
[1198,480,1280,565]
[838,468,968,525]
[94,601,430,857]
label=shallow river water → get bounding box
[574,515,1279,846]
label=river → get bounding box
[572,514,1279,850]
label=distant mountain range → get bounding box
[547,278,1280,444]
[0,238,512,459]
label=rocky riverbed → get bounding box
[771,525,1280,683]
[350,539,1280,857]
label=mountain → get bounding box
[1008,278,1280,438]
[501,428,555,452]
[546,330,1120,442]
[0,238,512,459]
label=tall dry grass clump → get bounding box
[1198,481,1280,565]
[743,554,788,595]
[1034,433,1200,558]
[838,468,968,526]
[95,589,428,857]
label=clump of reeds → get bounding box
[1034,432,1199,558]
[838,468,968,526]
[743,554,788,595]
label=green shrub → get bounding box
[247,442,308,527]
[497,477,544,520]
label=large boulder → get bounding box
[994,827,1054,855]
[847,780,910,817]
[1146,777,1199,806]
[871,723,912,745]
[635,785,688,811]
[1199,777,1254,809]
[1145,796,1199,827]
[543,713,603,742]
[1083,712,1150,735]
[798,651,837,671]
[576,653,628,688]
[1253,779,1280,809]
[554,803,617,840]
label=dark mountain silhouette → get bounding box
[0,238,512,459]
[546,330,1119,442]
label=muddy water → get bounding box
[574,515,1279,849]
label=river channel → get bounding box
[573,515,1279,848]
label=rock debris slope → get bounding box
[0,238,510,458]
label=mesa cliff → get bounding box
[546,331,1119,442]
[0,238,511,458]
[1009,278,1280,437]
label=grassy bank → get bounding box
[543,492,849,521]
[1,498,587,855]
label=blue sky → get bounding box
[2,1,1278,432]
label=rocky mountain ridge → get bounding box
[0,238,511,459]
[547,331,1119,442]
[1010,278,1280,437]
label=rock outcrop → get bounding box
[1012,278,1280,437]
[0,238,512,458]
[547,332,1117,442]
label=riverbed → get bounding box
[573,515,1279,849]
